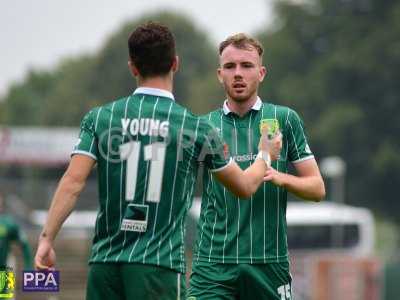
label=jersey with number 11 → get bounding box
[72,88,229,273]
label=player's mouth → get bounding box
[232,82,246,92]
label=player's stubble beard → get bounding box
[225,81,258,104]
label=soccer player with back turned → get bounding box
[189,33,326,300]
[33,23,281,300]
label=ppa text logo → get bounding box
[22,271,59,292]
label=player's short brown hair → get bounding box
[219,33,264,57]
[128,22,176,78]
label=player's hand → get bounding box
[35,238,56,270]
[258,130,282,161]
[263,166,285,187]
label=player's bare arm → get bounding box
[264,158,325,201]
[35,154,95,269]
[214,132,282,199]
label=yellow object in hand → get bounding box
[259,119,280,139]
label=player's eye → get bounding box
[223,63,235,69]
[242,62,254,68]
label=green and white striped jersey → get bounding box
[194,98,314,264]
[72,87,229,273]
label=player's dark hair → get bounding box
[128,22,176,78]
[219,33,264,57]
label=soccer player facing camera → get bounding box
[189,33,326,300]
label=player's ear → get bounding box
[171,56,179,73]
[128,60,140,77]
[259,65,267,82]
[217,67,224,84]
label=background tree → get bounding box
[0,12,222,126]
[257,0,400,221]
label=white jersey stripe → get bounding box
[276,159,280,261]
[208,173,218,262]
[195,113,214,262]
[220,113,228,264]
[103,102,116,262]
[91,107,103,261]
[248,111,254,263]
[168,109,188,223]
[115,96,133,262]
[261,104,267,263]
[288,118,300,160]
[167,107,186,270]
[88,107,102,155]
[274,105,280,262]
[156,101,174,265]
[179,118,200,268]
[142,97,160,263]
[127,96,146,262]
[177,273,181,300]
[231,116,240,264]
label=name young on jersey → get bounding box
[121,118,169,138]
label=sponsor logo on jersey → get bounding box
[121,204,149,233]
[232,153,258,162]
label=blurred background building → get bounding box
[1,0,399,299]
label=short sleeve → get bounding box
[71,108,99,160]
[286,109,314,163]
[198,119,232,172]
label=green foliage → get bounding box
[258,0,400,221]
[0,11,218,126]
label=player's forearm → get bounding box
[242,159,268,198]
[214,159,267,199]
[40,174,85,242]
[280,173,325,201]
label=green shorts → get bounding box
[188,261,292,300]
[86,263,186,300]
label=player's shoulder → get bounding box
[98,95,131,113]
[170,100,193,116]
[196,114,222,138]
[261,100,302,123]
[201,108,223,122]
[82,95,131,123]
[167,101,200,127]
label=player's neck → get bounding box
[227,95,258,117]
[138,75,173,93]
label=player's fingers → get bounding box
[35,259,49,270]
[263,176,273,181]
[35,251,52,270]
[263,171,273,180]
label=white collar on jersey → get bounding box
[133,87,175,101]
[222,97,262,115]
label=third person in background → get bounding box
[188,33,326,300]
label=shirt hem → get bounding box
[291,155,314,164]
[88,258,185,274]
[195,255,289,265]
[71,150,97,160]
